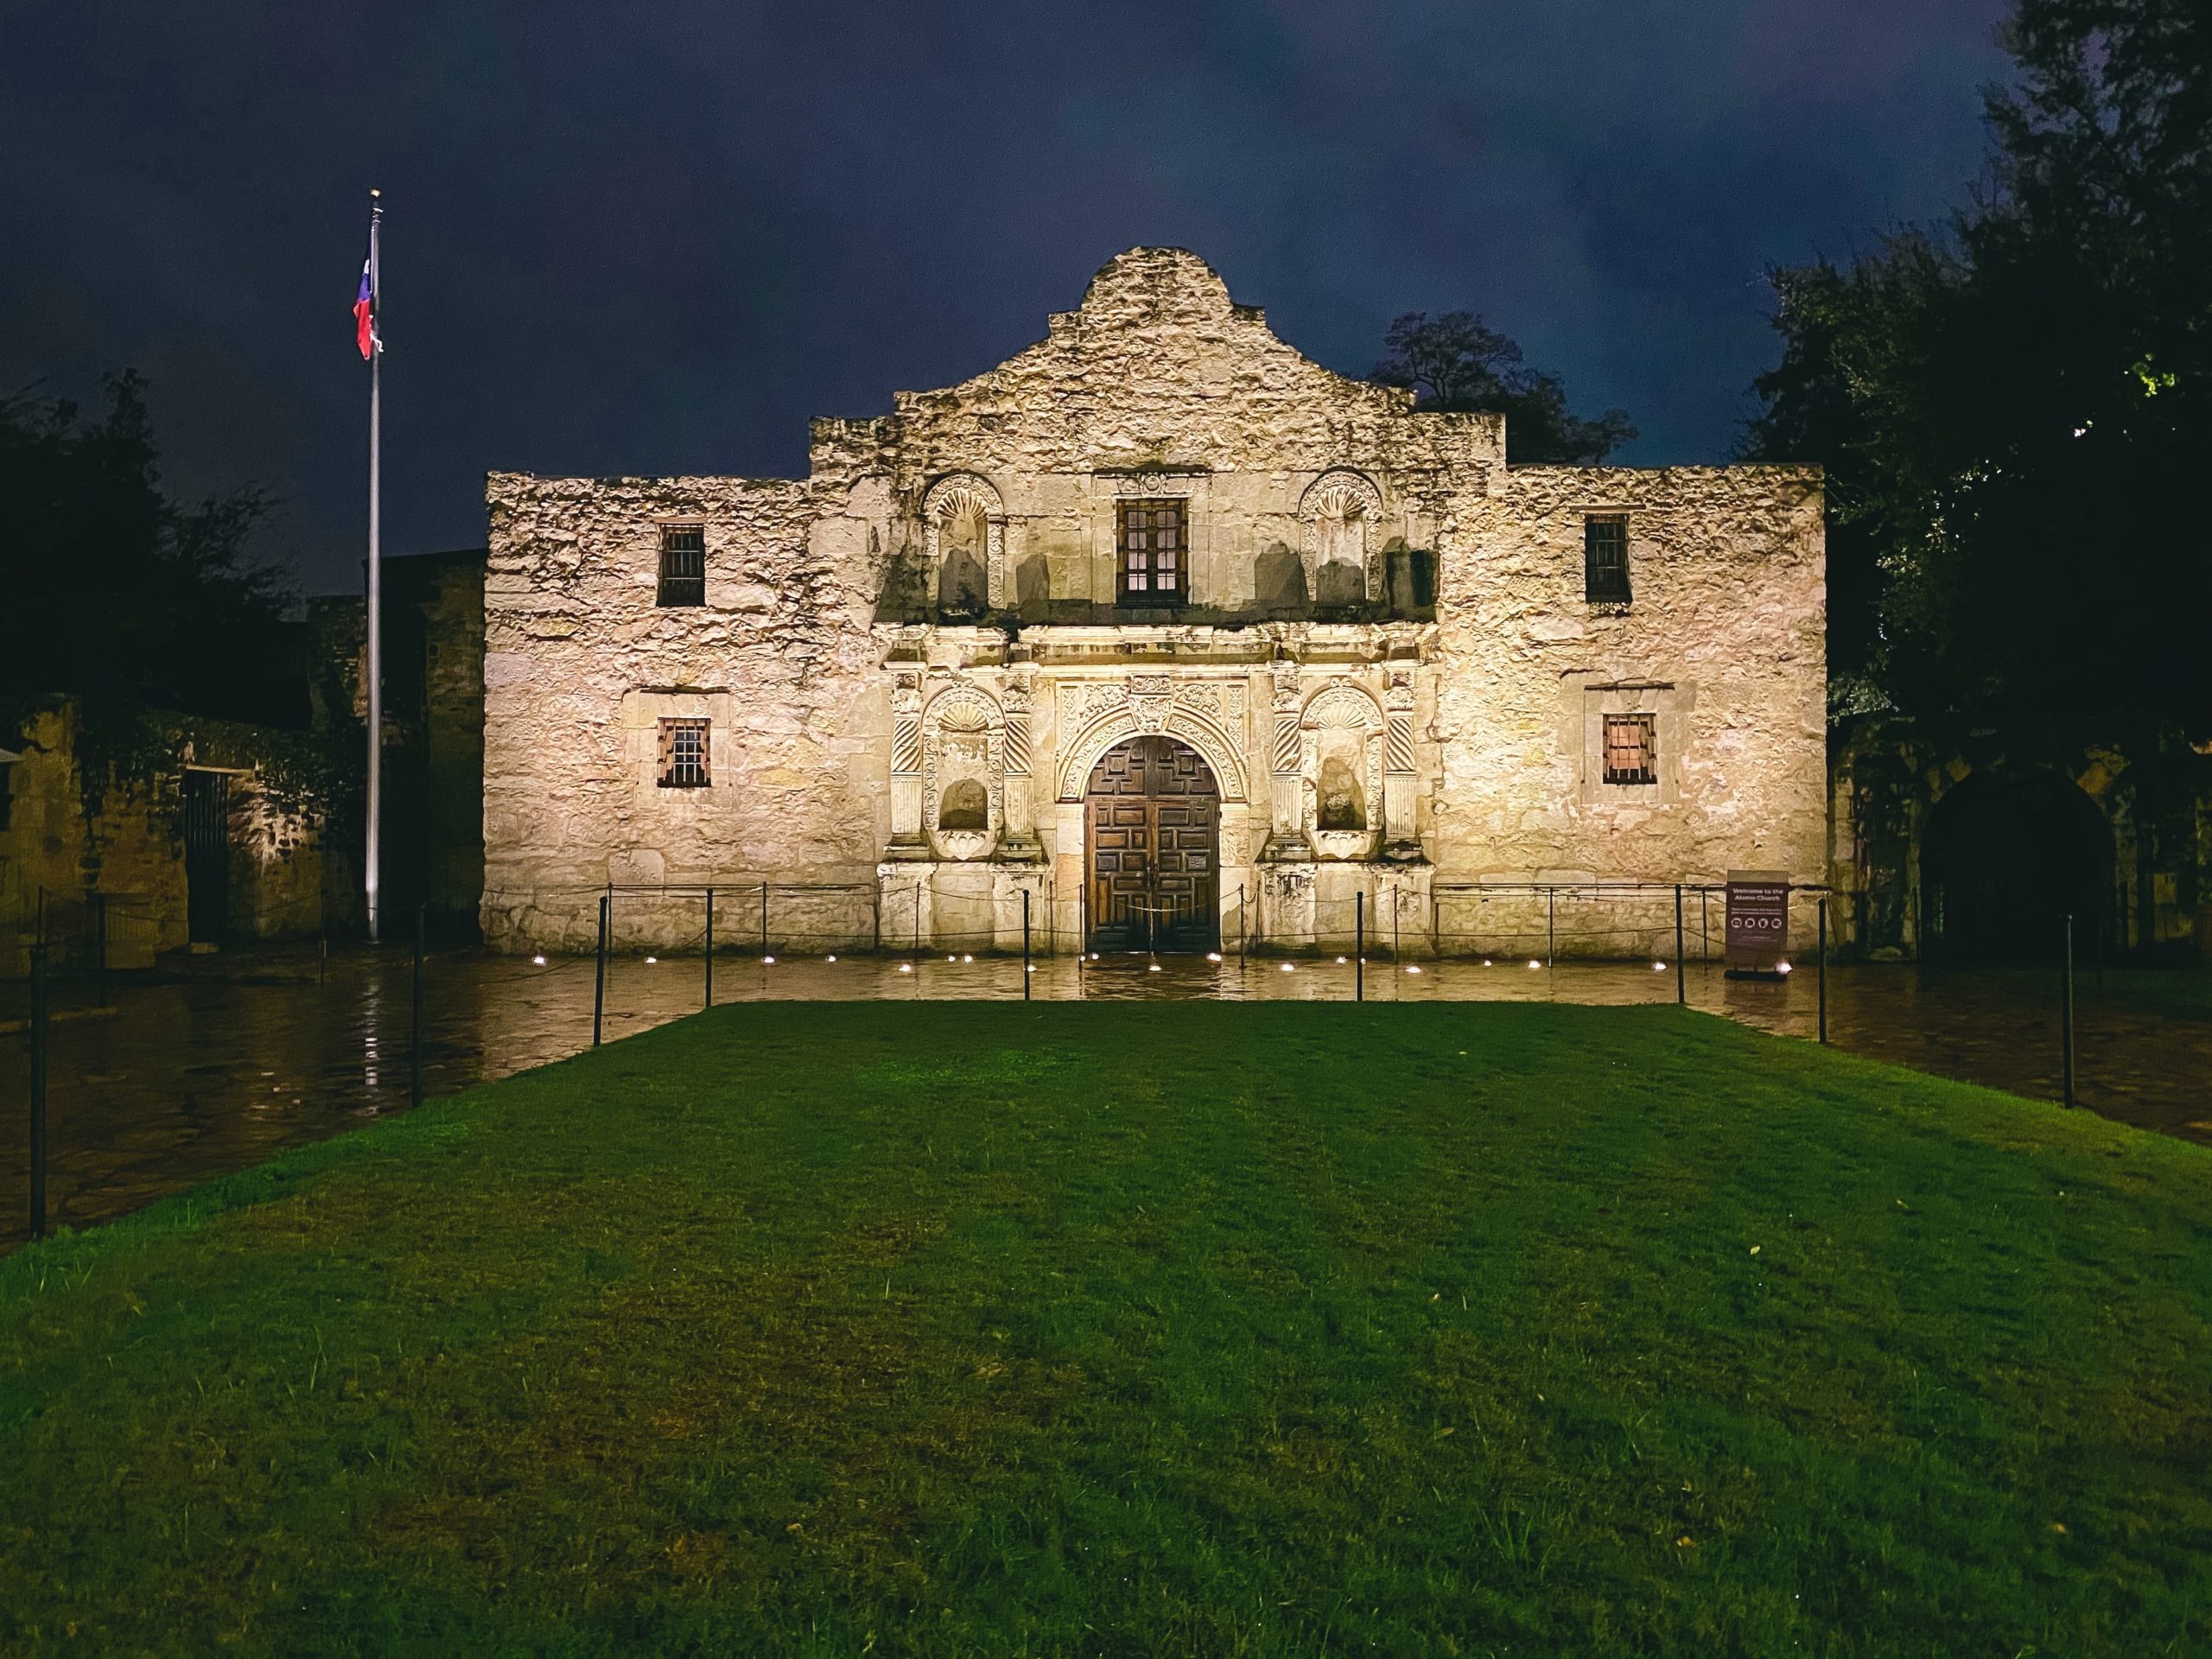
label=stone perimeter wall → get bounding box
[483,248,1825,954]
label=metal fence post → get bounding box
[95,892,109,1007]
[1818,897,1829,1045]
[410,905,426,1107]
[704,886,715,1010]
[1547,887,1555,969]
[2061,912,2075,1109]
[1356,891,1364,1002]
[1238,883,1247,966]
[1675,885,1686,1006]
[1022,888,1032,1001]
[760,881,770,959]
[593,893,609,1047]
[28,938,48,1243]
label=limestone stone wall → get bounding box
[484,248,1827,956]
[481,474,892,949]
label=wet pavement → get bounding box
[3,944,2208,1249]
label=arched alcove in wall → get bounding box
[1922,769,2114,961]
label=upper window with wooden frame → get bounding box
[1116,499,1188,607]
[1584,514,1630,605]
[1601,713,1656,785]
[657,718,710,788]
[657,524,706,607]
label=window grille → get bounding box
[1584,514,1630,604]
[658,718,711,788]
[657,524,706,607]
[1117,499,1188,606]
[1602,713,1656,785]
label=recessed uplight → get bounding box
[1280,963,1294,973]
[1206,952,1222,963]
[645,956,658,964]
[899,963,912,973]
[1336,956,1347,964]
[532,955,546,965]
[1026,963,1036,973]
[1777,960,1793,975]
[1529,959,1541,970]
[1483,958,1493,967]
[1653,961,1667,971]
[1406,965,1422,975]
[947,955,957,963]
[762,956,775,964]
[825,954,836,962]
[962,954,973,963]
[1148,963,1161,972]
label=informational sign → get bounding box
[1725,870,1791,972]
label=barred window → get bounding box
[657,524,706,607]
[1117,499,1188,606]
[1584,514,1630,604]
[657,718,710,788]
[1602,713,1656,785]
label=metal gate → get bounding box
[182,768,231,944]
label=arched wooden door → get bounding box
[1084,735,1220,953]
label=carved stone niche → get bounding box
[922,683,1003,861]
[1300,681,1386,860]
[922,473,1007,614]
[1298,469,1384,607]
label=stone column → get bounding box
[1262,664,1311,861]
[996,674,1041,861]
[1382,669,1421,860]
[886,670,930,860]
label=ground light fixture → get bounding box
[825,954,836,962]
[1279,963,1294,973]
[899,963,912,973]
[1407,965,1422,974]
[1483,958,1493,967]
[763,956,775,964]
[1148,963,1161,972]
[962,954,973,963]
[1529,959,1541,969]
[1335,955,1347,963]
[532,955,546,965]
[1777,961,1794,975]
[1206,951,1222,962]
[1654,961,1667,971]
[645,956,658,964]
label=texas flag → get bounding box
[353,248,377,359]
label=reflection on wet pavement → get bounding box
[3,944,2208,1248]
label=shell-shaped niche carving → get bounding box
[922,683,1003,861]
[1298,469,1384,605]
[922,473,1007,613]
[1301,682,1385,857]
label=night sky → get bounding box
[2,1,2011,594]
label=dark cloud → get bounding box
[0,0,2011,591]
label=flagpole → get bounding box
[365,188,383,944]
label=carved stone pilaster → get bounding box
[886,670,931,860]
[1382,668,1422,860]
[996,674,1042,861]
[1263,664,1311,861]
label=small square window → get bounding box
[1585,515,1630,604]
[1602,713,1656,785]
[658,524,706,607]
[1117,499,1189,606]
[658,718,710,788]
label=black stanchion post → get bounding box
[410,905,426,1107]
[95,892,109,1007]
[1547,887,1555,969]
[1675,885,1686,1005]
[1356,890,1365,1002]
[2061,912,2075,1109]
[704,886,715,1011]
[28,938,48,1243]
[1818,897,1829,1045]
[593,893,609,1047]
[1022,888,1032,1001]
[760,881,769,960]
[1238,884,1247,966]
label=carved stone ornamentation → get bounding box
[1298,469,1385,601]
[921,472,1007,609]
[920,683,1003,861]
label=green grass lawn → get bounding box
[3,1003,2209,1656]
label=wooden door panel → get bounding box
[1084,734,1220,952]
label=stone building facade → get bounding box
[482,249,1826,955]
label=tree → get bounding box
[1372,312,1637,464]
[0,372,303,730]
[1746,0,2212,734]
